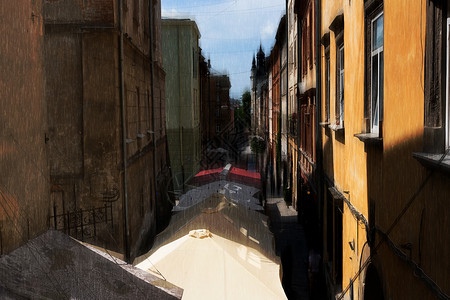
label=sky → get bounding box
[161,0,286,99]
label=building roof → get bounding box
[0,230,182,299]
[162,18,201,38]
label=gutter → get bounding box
[118,0,130,262]
[149,0,158,229]
[315,0,323,229]
[296,2,302,207]
[286,0,290,187]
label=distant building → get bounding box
[288,0,300,210]
[250,46,268,137]
[162,19,201,192]
[43,0,171,262]
[206,75,232,147]
[294,0,318,229]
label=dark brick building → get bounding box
[200,73,233,150]
[43,0,171,262]
[0,0,49,255]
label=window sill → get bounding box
[137,133,146,139]
[412,152,450,175]
[126,138,135,144]
[354,132,382,145]
[320,122,330,128]
[329,123,344,133]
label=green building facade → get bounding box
[162,19,201,192]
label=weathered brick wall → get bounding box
[0,0,50,254]
[42,0,167,259]
[44,0,115,25]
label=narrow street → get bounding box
[264,177,310,300]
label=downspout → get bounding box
[177,28,184,192]
[315,0,323,240]
[286,1,290,190]
[297,5,302,213]
[149,0,158,229]
[118,0,130,262]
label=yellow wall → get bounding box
[321,0,450,299]
[321,0,368,296]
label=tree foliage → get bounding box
[241,90,251,128]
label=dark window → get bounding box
[133,0,140,24]
[136,87,141,134]
[330,13,344,127]
[303,19,307,75]
[193,48,198,78]
[423,0,450,153]
[325,53,330,123]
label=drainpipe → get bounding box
[315,0,323,241]
[149,0,158,230]
[286,2,290,191]
[297,5,302,214]
[177,28,184,192]
[118,0,130,262]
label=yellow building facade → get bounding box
[320,0,450,299]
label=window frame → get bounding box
[321,32,331,125]
[336,44,344,126]
[325,53,330,123]
[370,11,384,134]
[136,87,141,135]
[363,1,384,138]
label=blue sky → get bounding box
[161,0,286,99]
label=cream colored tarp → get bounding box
[136,229,287,300]
[134,195,287,300]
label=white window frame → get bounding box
[370,12,383,134]
[338,45,345,126]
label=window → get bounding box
[363,1,383,137]
[193,48,198,78]
[136,87,144,136]
[336,45,344,126]
[322,32,331,124]
[302,19,307,75]
[216,107,220,117]
[325,53,330,123]
[216,124,221,133]
[307,6,311,69]
[370,13,383,134]
[294,39,297,70]
[133,0,140,24]
[418,0,450,159]
[329,13,344,129]
[146,90,150,130]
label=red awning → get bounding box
[228,167,261,188]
